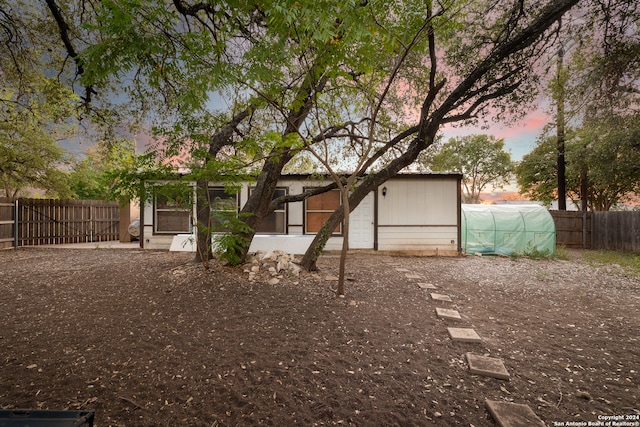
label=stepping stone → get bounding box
[466,353,510,380]
[405,274,422,279]
[485,400,545,427]
[417,283,437,290]
[435,307,461,320]
[447,327,482,343]
[430,293,452,302]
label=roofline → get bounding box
[278,172,463,180]
[152,171,462,181]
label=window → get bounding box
[209,187,239,232]
[250,187,287,234]
[155,188,192,234]
[305,189,341,235]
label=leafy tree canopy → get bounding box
[0,75,78,199]
[6,0,582,266]
[516,113,640,210]
[428,135,514,203]
[68,139,137,200]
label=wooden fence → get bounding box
[0,198,120,249]
[550,211,592,249]
[0,199,15,249]
[592,211,640,252]
[550,210,640,252]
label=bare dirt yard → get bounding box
[1,247,638,426]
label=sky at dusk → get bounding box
[441,108,549,162]
[62,89,551,166]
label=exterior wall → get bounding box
[142,198,182,249]
[119,200,140,243]
[141,174,460,255]
[377,226,458,255]
[377,177,459,255]
[243,176,345,251]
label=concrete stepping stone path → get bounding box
[466,353,510,380]
[447,327,482,343]
[405,269,531,424]
[485,400,546,427]
[435,307,462,320]
[430,293,452,302]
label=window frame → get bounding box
[153,186,194,235]
[304,188,343,236]
[249,187,288,234]
[209,186,240,233]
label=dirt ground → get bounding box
[0,247,638,426]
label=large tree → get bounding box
[516,116,640,210]
[428,135,514,203]
[15,0,582,270]
[297,0,582,270]
[0,1,81,199]
[0,0,144,200]
[0,76,78,200]
[65,0,395,263]
[542,0,639,209]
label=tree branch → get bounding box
[435,0,578,126]
[442,80,523,124]
[269,180,344,211]
[44,0,96,104]
[208,106,255,158]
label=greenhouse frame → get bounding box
[461,204,556,256]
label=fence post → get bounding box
[582,211,587,249]
[14,200,18,249]
[90,204,94,243]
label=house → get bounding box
[140,173,462,256]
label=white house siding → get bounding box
[141,197,182,250]
[377,226,458,255]
[250,177,345,252]
[377,178,459,255]
[141,174,461,255]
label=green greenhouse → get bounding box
[461,204,556,256]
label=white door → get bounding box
[349,191,375,249]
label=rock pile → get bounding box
[245,250,302,284]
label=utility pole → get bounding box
[556,41,567,211]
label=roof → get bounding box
[278,172,463,180]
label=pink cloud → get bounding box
[439,107,551,161]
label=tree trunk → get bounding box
[580,166,588,212]
[194,107,253,263]
[194,180,213,264]
[231,151,294,264]
[225,61,328,264]
[301,137,431,270]
[337,188,350,296]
